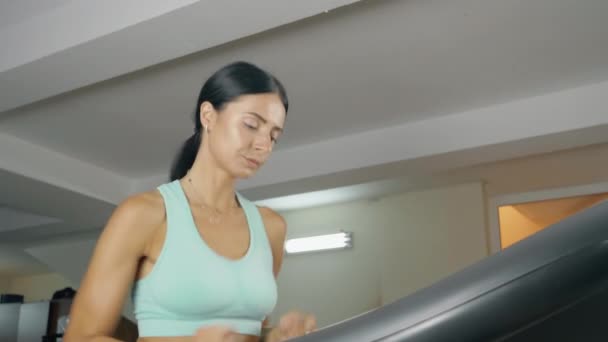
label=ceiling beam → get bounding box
[0,0,361,113]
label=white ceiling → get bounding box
[0,207,61,233]
[0,0,75,30]
[1,0,608,277]
[2,0,608,177]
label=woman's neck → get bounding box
[185,152,237,211]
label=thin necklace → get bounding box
[185,171,239,224]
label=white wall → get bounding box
[24,241,136,320]
[378,182,487,304]
[3,273,73,302]
[0,277,10,294]
[273,197,383,328]
[270,182,488,327]
[479,143,608,198]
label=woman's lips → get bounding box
[244,157,261,168]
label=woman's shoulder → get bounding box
[107,189,166,237]
[237,193,286,233]
[94,189,166,257]
[257,206,286,225]
[257,206,287,240]
[257,206,287,275]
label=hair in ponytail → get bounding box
[169,61,288,181]
[169,131,201,181]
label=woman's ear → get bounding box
[199,101,217,131]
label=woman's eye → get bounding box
[244,122,258,130]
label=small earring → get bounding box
[203,125,208,133]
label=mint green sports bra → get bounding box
[131,180,278,337]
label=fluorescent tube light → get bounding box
[285,232,353,254]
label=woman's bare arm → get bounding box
[64,192,164,342]
[259,207,287,277]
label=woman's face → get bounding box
[203,93,286,179]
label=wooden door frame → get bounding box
[487,181,608,253]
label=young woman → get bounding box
[64,62,317,342]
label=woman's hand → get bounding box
[266,311,317,342]
[194,326,237,342]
